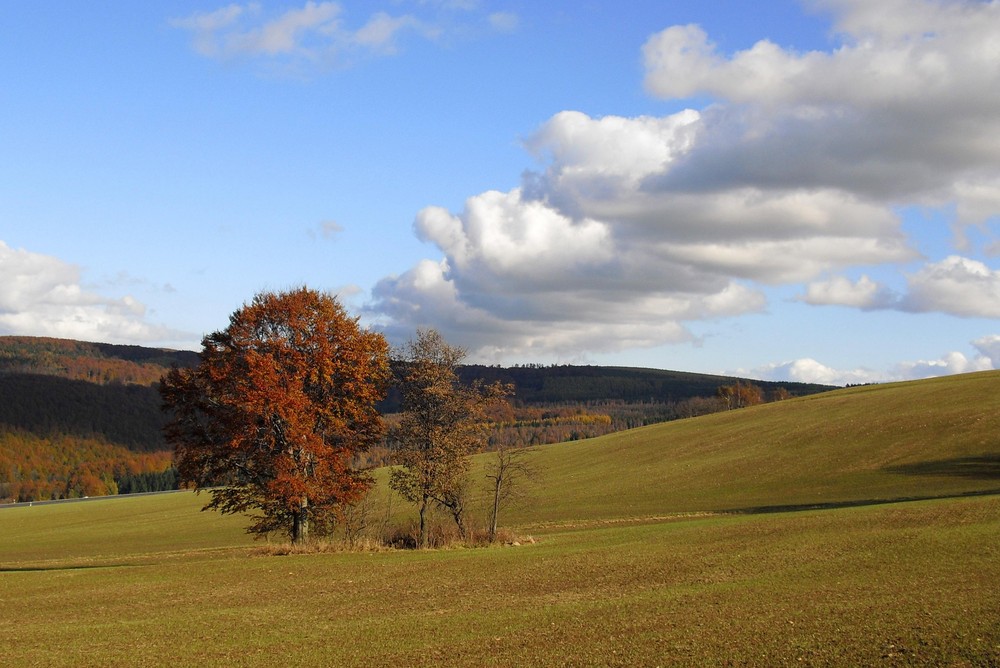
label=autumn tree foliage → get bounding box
[717,381,764,410]
[389,329,511,547]
[0,425,173,502]
[160,288,390,544]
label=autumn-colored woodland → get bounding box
[0,337,192,503]
[0,332,828,504]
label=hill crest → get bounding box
[0,335,198,386]
[0,335,835,502]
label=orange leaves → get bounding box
[0,425,172,502]
[160,288,390,542]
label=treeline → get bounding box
[0,337,835,502]
[360,384,787,467]
[0,426,173,503]
[485,382,787,448]
[378,364,830,413]
[463,364,828,405]
[0,336,197,386]
[117,468,180,495]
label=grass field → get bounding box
[2,372,1000,666]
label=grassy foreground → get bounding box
[1,493,998,666]
[2,372,1000,666]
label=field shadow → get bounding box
[884,454,1000,480]
[0,563,138,573]
[727,488,1000,516]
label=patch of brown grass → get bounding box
[248,536,393,556]
[379,521,535,550]
[248,527,535,556]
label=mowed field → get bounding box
[2,372,1000,666]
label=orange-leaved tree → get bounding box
[160,288,390,544]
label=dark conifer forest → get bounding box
[0,336,832,502]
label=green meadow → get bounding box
[3,372,1000,666]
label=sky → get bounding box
[2,0,1000,386]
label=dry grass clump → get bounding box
[380,520,534,550]
[249,536,393,556]
[250,524,535,555]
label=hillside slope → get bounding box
[497,370,1000,525]
[0,335,833,501]
[0,374,167,451]
[3,373,999,667]
[0,337,197,501]
[0,336,198,384]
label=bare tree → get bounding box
[485,441,535,543]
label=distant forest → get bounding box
[0,336,198,384]
[0,425,172,501]
[0,337,192,502]
[0,374,167,451]
[0,336,834,502]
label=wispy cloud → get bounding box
[308,220,344,241]
[488,12,518,33]
[171,1,516,68]
[172,2,344,60]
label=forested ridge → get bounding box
[0,336,834,502]
[0,374,167,451]
[0,426,173,501]
[463,364,828,404]
[0,336,195,502]
[366,364,833,465]
[0,336,198,384]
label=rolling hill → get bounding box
[0,337,198,500]
[497,370,1000,525]
[1,370,998,666]
[0,335,832,502]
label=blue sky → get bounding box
[2,0,1000,385]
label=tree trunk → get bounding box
[292,496,309,544]
[452,505,466,540]
[419,495,429,548]
[489,477,501,543]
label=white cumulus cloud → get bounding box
[0,241,188,345]
[750,358,880,386]
[972,334,1000,365]
[369,0,1000,362]
[801,274,897,309]
[642,0,1000,208]
[904,256,1000,317]
[893,351,993,380]
[751,335,998,386]
[802,256,1000,319]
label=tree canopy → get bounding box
[389,329,510,547]
[160,288,390,543]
